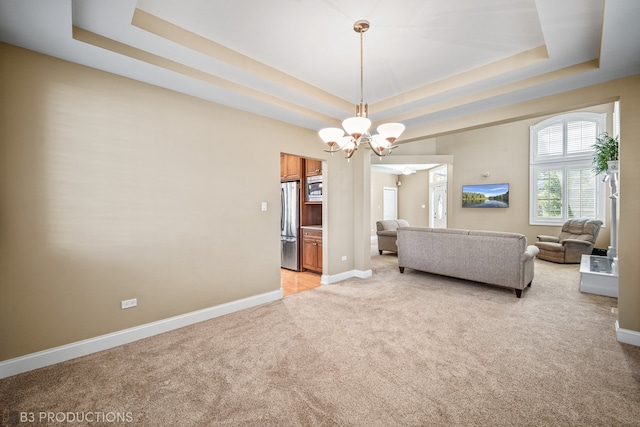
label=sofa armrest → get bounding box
[537,235,559,243]
[521,245,540,262]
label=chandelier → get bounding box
[318,20,405,161]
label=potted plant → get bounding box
[592,132,619,175]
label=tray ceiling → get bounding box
[1,0,639,140]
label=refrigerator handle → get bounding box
[280,186,285,233]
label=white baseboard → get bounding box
[323,269,372,284]
[0,289,283,379]
[355,269,373,279]
[615,321,640,347]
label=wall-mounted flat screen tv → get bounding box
[462,183,509,208]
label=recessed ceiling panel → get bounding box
[135,0,545,102]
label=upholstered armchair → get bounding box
[535,218,603,263]
[376,219,409,254]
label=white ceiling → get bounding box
[1,0,639,141]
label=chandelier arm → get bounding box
[324,148,342,154]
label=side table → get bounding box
[579,254,618,297]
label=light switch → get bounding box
[261,202,268,212]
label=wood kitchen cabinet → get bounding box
[302,228,322,273]
[301,202,322,227]
[280,154,302,181]
[305,158,322,177]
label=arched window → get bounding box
[529,112,606,225]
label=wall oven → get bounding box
[305,175,323,202]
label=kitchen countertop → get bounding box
[301,225,322,230]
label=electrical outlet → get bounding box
[341,256,347,261]
[121,298,137,309]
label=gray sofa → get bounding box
[397,227,539,298]
[376,219,410,254]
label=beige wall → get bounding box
[397,171,430,228]
[370,171,398,236]
[0,43,360,360]
[436,103,614,249]
[617,76,640,333]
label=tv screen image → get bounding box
[462,183,509,208]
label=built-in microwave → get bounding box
[305,175,323,202]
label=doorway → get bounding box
[383,186,398,220]
[280,153,323,296]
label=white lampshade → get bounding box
[339,136,355,150]
[377,123,405,142]
[342,117,371,139]
[370,134,391,149]
[318,127,345,144]
[341,137,357,160]
[369,134,389,156]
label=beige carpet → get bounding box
[2,250,640,426]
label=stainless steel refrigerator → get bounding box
[281,181,299,270]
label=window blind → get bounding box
[537,123,563,157]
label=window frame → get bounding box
[529,112,606,226]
